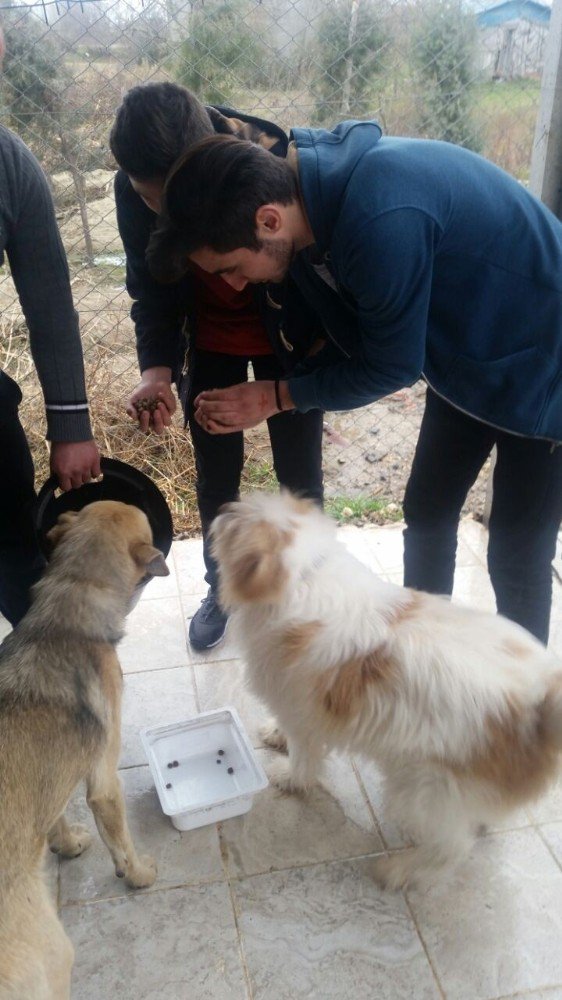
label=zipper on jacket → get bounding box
[422,372,558,444]
[279,326,294,352]
[266,290,282,310]
[181,316,190,375]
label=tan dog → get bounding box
[0,500,168,999]
[212,492,562,890]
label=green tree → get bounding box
[176,1,271,106]
[412,0,481,150]
[1,16,96,263]
[311,0,387,125]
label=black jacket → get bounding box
[114,106,323,399]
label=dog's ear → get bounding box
[222,520,289,603]
[46,510,80,549]
[131,541,170,577]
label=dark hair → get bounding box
[109,82,214,180]
[147,133,298,282]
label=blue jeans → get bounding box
[403,387,562,644]
[186,350,324,594]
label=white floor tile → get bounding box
[233,858,440,1000]
[406,828,562,999]
[60,765,224,904]
[219,749,383,878]
[119,596,188,673]
[120,666,197,768]
[63,882,248,1000]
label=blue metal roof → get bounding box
[477,0,551,26]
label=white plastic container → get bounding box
[140,707,268,831]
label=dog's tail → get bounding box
[543,672,562,749]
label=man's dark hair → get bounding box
[147,133,298,282]
[109,82,214,180]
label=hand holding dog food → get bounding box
[127,367,177,434]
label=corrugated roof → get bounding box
[477,0,551,26]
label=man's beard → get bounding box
[258,236,295,282]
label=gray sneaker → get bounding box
[189,588,228,651]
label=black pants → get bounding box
[0,372,46,626]
[186,350,324,592]
[403,387,562,644]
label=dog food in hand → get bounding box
[134,397,160,415]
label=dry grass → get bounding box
[0,309,286,539]
[0,311,201,537]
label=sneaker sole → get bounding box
[188,623,228,653]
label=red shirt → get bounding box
[192,264,272,356]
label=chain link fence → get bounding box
[0,0,551,531]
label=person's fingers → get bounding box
[206,418,241,435]
[58,474,72,492]
[137,410,151,434]
[159,390,176,414]
[150,408,166,435]
[156,400,172,426]
[194,387,233,406]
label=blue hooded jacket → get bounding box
[287,120,562,441]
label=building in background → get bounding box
[477,0,551,78]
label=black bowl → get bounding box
[35,457,174,559]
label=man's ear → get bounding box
[46,510,79,549]
[255,204,283,235]
[132,542,170,577]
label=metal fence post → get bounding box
[530,0,562,218]
[484,0,562,527]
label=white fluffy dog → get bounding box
[211,492,562,890]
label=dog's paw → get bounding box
[123,854,157,889]
[49,823,93,859]
[259,720,288,753]
[268,757,309,795]
[372,853,413,892]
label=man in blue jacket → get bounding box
[148,121,562,645]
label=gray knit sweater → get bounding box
[0,125,92,442]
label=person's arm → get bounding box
[0,131,100,488]
[114,170,186,374]
[194,208,439,432]
[288,208,440,413]
[2,132,93,444]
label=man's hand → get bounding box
[50,439,101,492]
[194,380,290,434]
[127,367,177,435]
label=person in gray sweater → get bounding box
[0,112,100,625]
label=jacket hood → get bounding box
[290,120,383,254]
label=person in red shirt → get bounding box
[110,83,324,650]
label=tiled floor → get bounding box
[39,517,562,999]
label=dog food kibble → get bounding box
[227,767,234,774]
[166,782,172,789]
[216,759,222,764]
[217,749,225,756]
[134,397,160,415]
[167,762,173,769]
[172,760,179,767]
